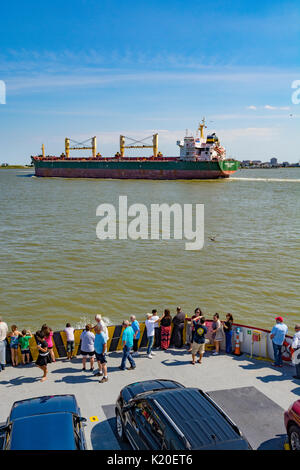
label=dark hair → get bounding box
[152,309,157,314]
[22,329,27,335]
[11,325,17,331]
[226,313,233,322]
[214,313,219,319]
[164,309,171,318]
[85,324,92,331]
[43,326,51,338]
[66,323,71,328]
[194,308,202,315]
[200,317,205,324]
[36,330,44,340]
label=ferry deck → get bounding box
[0,345,298,450]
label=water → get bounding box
[1,168,299,332]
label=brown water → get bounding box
[1,168,299,332]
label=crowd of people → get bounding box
[0,311,299,383]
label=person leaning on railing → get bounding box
[292,324,300,380]
[0,317,8,372]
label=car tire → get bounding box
[116,410,127,442]
[288,424,300,450]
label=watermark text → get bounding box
[96,196,204,251]
[0,80,6,104]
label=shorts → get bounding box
[36,354,51,367]
[81,350,94,357]
[192,342,205,355]
[10,344,19,350]
[95,352,107,364]
[67,340,75,352]
[21,349,30,355]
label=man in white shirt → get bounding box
[145,313,159,359]
[94,314,109,340]
[292,324,300,380]
[151,309,160,349]
[0,317,8,371]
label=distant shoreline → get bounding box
[0,165,33,169]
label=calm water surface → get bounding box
[0,168,299,331]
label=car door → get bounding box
[126,400,165,450]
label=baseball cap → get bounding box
[275,316,283,322]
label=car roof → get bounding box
[148,388,247,449]
[9,412,77,450]
[10,394,78,421]
[122,379,184,401]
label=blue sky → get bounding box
[1,0,300,163]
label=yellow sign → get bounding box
[89,416,99,422]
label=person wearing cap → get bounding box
[291,324,300,379]
[270,316,288,367]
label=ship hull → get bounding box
[31,158,239,179]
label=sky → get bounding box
[0,0,300,163]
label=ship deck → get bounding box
[1,346,298,450]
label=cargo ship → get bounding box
[31,120,240,179]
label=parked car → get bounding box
[284,399,300,450]
[0,394,87,450]
[115,379,251,450]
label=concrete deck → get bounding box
[1,347,299,450]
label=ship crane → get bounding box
[119,134,159,158]
[198,117,207,139]
[65,136,97,158]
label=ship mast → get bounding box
[198,117,207,139]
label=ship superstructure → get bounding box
[177,119,226,162]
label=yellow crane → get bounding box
[65,136,97,158]
[119,134,159,158]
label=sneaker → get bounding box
[127,366,136,370]
[99,377,108,383]
[82,367,86,371]
[212,352,219,356]
[94,371,103,377]
[148,354,153,359]
[151,351,156,356]
[89,367,94,371]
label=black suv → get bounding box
[115,379,251,450]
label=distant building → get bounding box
[1,163,8,167]
[252,160,262,164]
[270,157,278,165]
[282,162,289,167]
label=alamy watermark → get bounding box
[291,80,300,105]
[0,81,6,104]
[96,196,204,250]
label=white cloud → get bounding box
[264,104,291,110]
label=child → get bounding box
[42,325,56,363]
[19,329,32,365]
[64,323,75,360]
[35,330,50,382]
[8,325,21,366]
